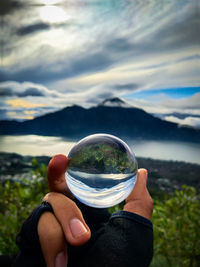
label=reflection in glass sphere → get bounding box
[65,134,138,208]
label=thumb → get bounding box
[47,154,72,197]
[43,192,91,246]
[126,168,148,202]
[124,168,153,220]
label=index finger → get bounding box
[47,154,72,197]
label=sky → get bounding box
[0,0,200,128]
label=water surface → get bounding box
[0,135,200,164]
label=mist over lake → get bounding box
[0,135,199,165]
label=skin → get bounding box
[37,154,153,267]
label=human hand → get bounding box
[37,155,153,267]
[38,154,91,267]
[123,169,153,220]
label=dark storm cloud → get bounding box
[152,13,200,49]
[96,92,113,100]
[70,52,113,77]
[18,87,45,97]
[0,87,13,96]
[105,37,133,52]
[0,86,45,97]
[114,83,139,91]
[87,92,114,104]
[103,16,200,58]
[0,0,23,16]
[0,70,8,83]
[0,1,199,87]
[16,23,50,36]
[103,8,200,58]
[0,51,113,83]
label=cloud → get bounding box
[1,1,199,87]
[0,85,45,97]
[104,37,134,53]
[0,49,114,83]
[79,82,141,106]
[164,115,200,128]
[16,23,50,36]
[6,98,46,108]
[98,4,200,63]
[114,83,139,91]
[0,0,200,125]
[0,0,23,16]
[151,5,200,50]
[0,87,13,96]
[18,87,45,97]
[0,104,59,121]
[0,79,200,128]
[160,93,200,110]
[0,81,61,98]
[6,110,34,120]
[126,92,200,116]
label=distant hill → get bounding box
[0,97,200,142]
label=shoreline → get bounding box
[0,152,200,192]
[1,135,200,165]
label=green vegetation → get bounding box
[0,159,48,255]
[151,186,200,267]
[0,158,200,266]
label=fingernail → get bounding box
[69,218,88,238]
[55,251,67,267]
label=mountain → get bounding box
[0,97,200,142]
[100,97,132,108]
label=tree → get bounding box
[152,186,200,267]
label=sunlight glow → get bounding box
[24,110,37,115]
[6,99,46,109]
[40,5,68,23]
[6,111,34,120]
[40,0,63,5]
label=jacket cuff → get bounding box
[16,201,54,249]
[110,210,153,229]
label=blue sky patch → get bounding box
[127,87,200,100]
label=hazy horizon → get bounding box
[0,134,200,164]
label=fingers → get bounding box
[43,192,91,246]
[40,157,91,266]
[38,212,68,267]
[47,154,72,197]
[124,168,153,220]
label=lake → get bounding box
[0,135,200,165]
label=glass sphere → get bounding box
[65,134,138,208]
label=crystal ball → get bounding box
[65,134,138,208]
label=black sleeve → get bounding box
[13,201,153,267]
[12,202,53,267]
[68,210,153,267]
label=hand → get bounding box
[124,169,153,220]
[37,155,153,267]
[38,155,91,267]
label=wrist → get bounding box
[123,200,152,220]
